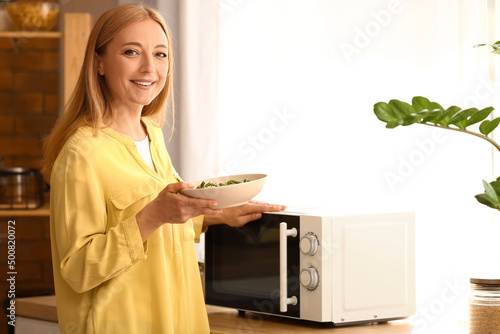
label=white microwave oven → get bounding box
[204,209,415,325]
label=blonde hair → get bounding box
[42,4,174,181]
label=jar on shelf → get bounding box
[0,0,15,31]
[5,0,60,31]
[469,278,500,333]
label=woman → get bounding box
[43,4,284,333]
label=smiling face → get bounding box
[95,19,169,113]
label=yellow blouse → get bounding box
[49,118,209,333]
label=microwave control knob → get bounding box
[300,267,319,290]
[300,234,319,256]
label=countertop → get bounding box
[17,295,57,323]
[15,295,469,334]
[207,305,414,334]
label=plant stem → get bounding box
[419,123,500,153]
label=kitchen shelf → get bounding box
[0,13,93,104]
[0,201,50,217]
[0,31,62,38]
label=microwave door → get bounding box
[205,213,301,318]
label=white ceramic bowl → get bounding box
[179,173,266,209]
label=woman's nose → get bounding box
[140,55,156,73]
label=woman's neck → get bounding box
[106,107,147,141]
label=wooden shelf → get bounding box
[0,31,62,38]
[0,201,50,217]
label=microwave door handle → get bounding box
[279,222,298,312]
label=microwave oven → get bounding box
[204,209,415,325]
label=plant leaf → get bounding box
[465,107,494,127]
[388,99,413,120]
[449,108,478,129]
[403,113,422,126]
[480,120,490,135]
[430,102,444,111]
[438,106,461,127]
[475,193,496,209]
[475,42,500,53]
[422,110,444,124]
[480,117,500,136]
[476,179,500,210]
[490,178,500,195]
[412,96,432,112]
[385,121,401,129]
[490,176,500,185]
[374,102,396,123]
[483,179,499,203]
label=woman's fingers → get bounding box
[138,182,222,227]
[215,201,287,227]
[238,200,286,215]
[164,181,194,193]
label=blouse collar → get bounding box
[100,117,159,147]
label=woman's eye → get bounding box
[156,52,168,58]
[124,49,138,56]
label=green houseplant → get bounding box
[373,96,500,210]
[374,43,500,333]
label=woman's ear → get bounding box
[95,52,105,76]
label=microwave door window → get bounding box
[205,214,300,318]
[212,222,279,299]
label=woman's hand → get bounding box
[203,200,286,228]
[136,182,222,241]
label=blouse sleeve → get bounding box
[192,215,208,243]
[51,147,147,294]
